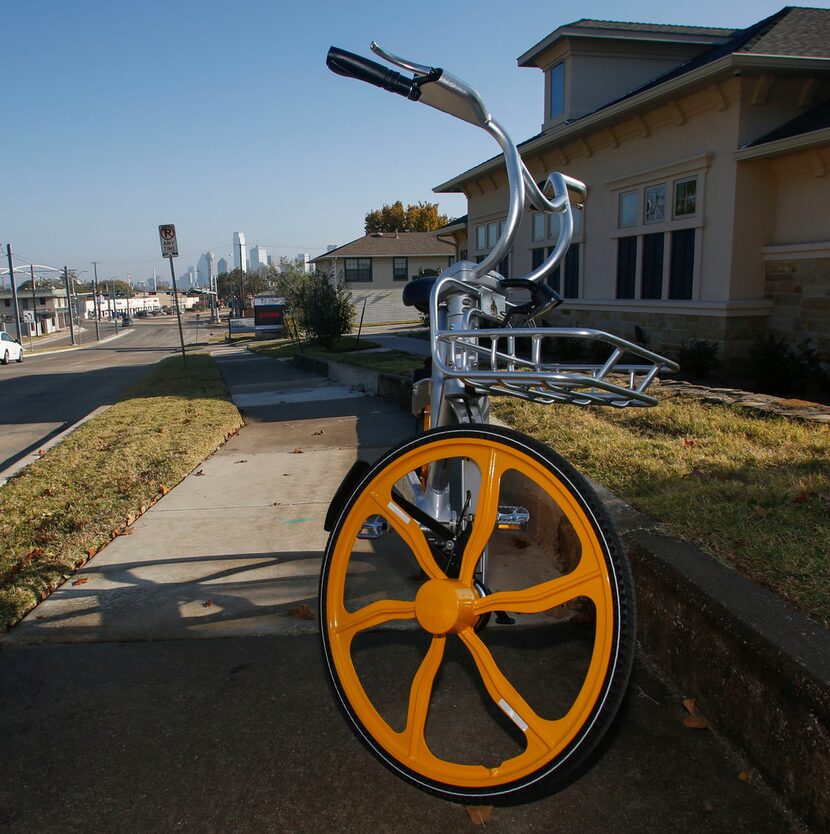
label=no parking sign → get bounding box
[158,224,178,258]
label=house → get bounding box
[310,232,456,323]
[434,6,830,367]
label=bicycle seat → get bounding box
[402,275,437,313]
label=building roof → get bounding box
[436,7,830,193]
[310,232,455,262]
[743,97,830,147]
[518,18,735,67]
[434,215,468,234]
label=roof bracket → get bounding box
[751,75,774,106]
[798,78,818,109]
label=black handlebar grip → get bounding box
[327,46,420,100]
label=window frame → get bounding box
[344,257,372,283]
[549,61,565,119]
[392,257,408,281]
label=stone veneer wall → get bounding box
[764,257,830,361]
[553,307,763,369]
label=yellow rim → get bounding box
[325,436,616,788]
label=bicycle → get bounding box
[320,43,679,805]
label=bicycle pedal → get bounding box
[495,611,516,625]
[496,505,530,530]
[358,515,388,539]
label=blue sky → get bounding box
[2,0,826,284]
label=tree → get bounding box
[216,269,268,309]
[364,201,449,234]
[291,271,354,348]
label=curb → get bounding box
[26,326,134,357]
[293,351,830,831]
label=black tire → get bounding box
[16,351,23,363]
[320,423,635,805]
[1,351,8,365]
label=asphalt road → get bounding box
[0,316,220,473]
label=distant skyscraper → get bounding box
[297,253,311,274]
[250,244,268,273]
[233,232,247,271]
[217,257,229,275]
[196,253,212,287]
[326,244,338,252]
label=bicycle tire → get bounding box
[319,423,635,804]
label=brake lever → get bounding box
[370,42,434,76]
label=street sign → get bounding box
[22,310,35,324]
[158,224,179,258]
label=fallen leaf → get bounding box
[120,527,134,536]
[682,698,698,715]
[202,600,213,608]
[464,806,494,826]
[737,771,748,782]
[683,714,710,729]
[159,484,170,495]
[126,513,135,526]
[35,614,47,620]
[291,448,304,454]
[72,577,89,586]
[683,438,695,448]
[792,492,813,504]
[312,430,324,436]
[511,536,529,550]
[272,502,281,506]
[87,547,96,558]
[235,460,248,464]
[37,449,45,457]
[194,469,205,476]
[287,604,314,620]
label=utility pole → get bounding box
[91,261,101,340]
[29,265,36,350]
[5,244,22,342]
[208,251,218,323]
[63,266,76,345]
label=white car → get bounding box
[0,331,24,364]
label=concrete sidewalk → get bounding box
[0,346,803,833]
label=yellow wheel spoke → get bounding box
[335,599,415,641]
[368,489,444,580]
[404,636,446,758]
[459,629,558,756]
[474,567,604,616]
[459,449,504,585]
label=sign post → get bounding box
[158,224,187,363]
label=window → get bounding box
[459,249,468,261]
[644,184,666,224]
[475,225,486,250]
[669,229,695,299]
[498,254,509,279]
[563,246,580,298]
[641,233,664,299]
[344,257,372,282]
[487,222,499,248]
[619,192,638,228]
[549,62,565,119]
[393,257,408,281]
[531,247,545,270]
[616,237,637,299]
[532,213,546,242]
[38,297,46,305]
[674,178,697,218]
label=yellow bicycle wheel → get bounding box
[320,424,635,804]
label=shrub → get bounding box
[748,333,830,399]
[677,339,721,381]
[294,272,355,348]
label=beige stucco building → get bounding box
[434,7,830,367]
[311,232,455,323]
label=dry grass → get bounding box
[493,390,830,626]
[0,354,242,632]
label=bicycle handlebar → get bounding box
[326,43,589,289]
[326,47,421,100]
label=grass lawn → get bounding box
[0,354,242,632]
[494,390,830,626]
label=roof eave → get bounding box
[735,126,830,161]
[434,53,830,193]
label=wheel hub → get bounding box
[414,579,478,635]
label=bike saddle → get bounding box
[401,275,438,313]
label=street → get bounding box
[0,316,217,474]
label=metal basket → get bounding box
[434,327,679,407]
